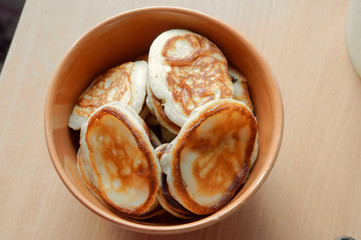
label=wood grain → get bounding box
[1,0,360,239]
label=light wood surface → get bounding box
[1,0,360,239]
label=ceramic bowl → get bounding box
[44,6,283,234]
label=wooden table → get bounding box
[1,0,360,239]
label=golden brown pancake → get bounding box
[160,99,258,215]
[78,146,164,219]
[155,144,196,219]
[229,67,253,112]
[77,147,103,201]
[78,102,161,218]
[148,29,234,127]
[146,80,181,134]
[69,61,147,130]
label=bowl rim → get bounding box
[44,6,284,234]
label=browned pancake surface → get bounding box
[147,82,181,134]
[168,100,258,214]
[155,145,196,219]
[162,33,233,115]
[84,106,159,216]
[75,62,134,119]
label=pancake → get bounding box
[228,67,258,172]
[146,80,181,134]
[155,144,196,219]
[250,134,258,169]
[148,29,234,127]
[145,94,155,116]
[160,99,258,215]
[69,60,148,130]
[78,145,164,219]
[228,67,253,112]
[77,146,102,201]
[77,102,161,218]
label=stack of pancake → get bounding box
[69,29,258,219]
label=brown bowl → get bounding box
[44,6,283,234]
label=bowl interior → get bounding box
[45,7,283,234]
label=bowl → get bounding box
[44,6,283,234]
